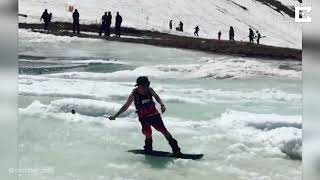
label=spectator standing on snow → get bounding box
[115,12,123,37]
[106,11,112,36]
[72,9,80,34]
[40,9,50,30]
[48,13,52,23]
[249,28,255,43]
[179,21,183,32]
[194,26,199,36]
[99,12,108,36]
[169,20,172,30]
[218,31,221,40]
[256,30,261,44]
[229,26,235,41]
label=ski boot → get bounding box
[168,138,182,157]
[144,138,153,153]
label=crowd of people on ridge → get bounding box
[169,19,263,44]
[40,9,264,44]
[41,9,123,37]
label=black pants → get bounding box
[99,24,110,36]
[115,26,121,37]
[73,22,80,34]
[99,24,106,36]
[44,21,49,30]
[106,24,111,36]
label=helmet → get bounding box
[135,76,150,87]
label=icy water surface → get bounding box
[18,29,302,180]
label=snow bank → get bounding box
[20,99,213,132]
[19,29,103,43]
[154,60,302,79]
[19,75,133,100]
[160,87,301,103]
[19,75,301,104]
[19,58,130,65]
[215,110,302,159]
[42,57,302,80]
[20,98,135,117]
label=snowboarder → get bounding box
[72,9,80,34]
[169,20,172,30]
[106,11,112,36]
[249,28,255,43]
[256,30,261,44]
[218,31,222,40]
[229,26,235,41]
[40,9,50,30]
[99,12,108,36]
[109,76,182,156]
[115,12,123,37]
[194,26,199,36]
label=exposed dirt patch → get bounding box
[254,0,297,18]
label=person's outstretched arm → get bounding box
[109,93,134,120]
[149,88,166,113]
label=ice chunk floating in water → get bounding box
[215,110,302,160]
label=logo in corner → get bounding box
[295,3,312,23]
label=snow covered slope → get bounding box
[19,0,302,49]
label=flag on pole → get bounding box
[67,0,76,12]
[67,4,74,12]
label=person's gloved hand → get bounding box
[109,116,116,120]
[161,105,166,113]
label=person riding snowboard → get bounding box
[109,76,182,156]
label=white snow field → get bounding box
[19,0,302,49]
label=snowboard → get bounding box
[128,149,203,160]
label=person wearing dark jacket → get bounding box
[106,11,112,36]
[115,12,123,37]
[194,26,199,36]
[256,31,261,44]
[218,31,222,40]
[179,21,183,32]
[229,26,235,41]
[40,9,50,30]
[48,13,52,23]
[249,28,255,43]
[72,9,80,34]
[99,12,108,36]
[169,20,172,30]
